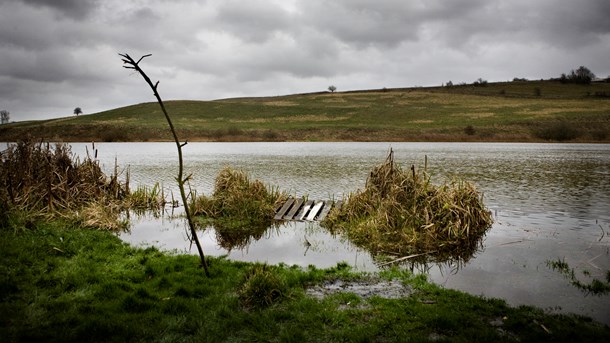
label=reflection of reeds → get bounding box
[212,219,281,251]
[321,149,493,264]
[191,166,288,250]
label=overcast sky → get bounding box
[1,0,608,121]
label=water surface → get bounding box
[71,142,610,324]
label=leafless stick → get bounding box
[119,53,210,276]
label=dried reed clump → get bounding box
[322,150,493,261]
[192,166,287,224]
[1,139,129,229]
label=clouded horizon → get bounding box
[1,0,608,121]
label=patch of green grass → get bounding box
[547,258,610,295]
[2,80,610,142]
[1,221,609,342]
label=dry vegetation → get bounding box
[0,139,160,230]
[322,150,493,264]
[193,166,287,220]
[192,167,288,249]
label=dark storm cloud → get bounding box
[21,0,99,19]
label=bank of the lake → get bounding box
[70,141,610,325]
[1,80,609,143]
[1,222,609,342]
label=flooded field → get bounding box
[70,142,610,324]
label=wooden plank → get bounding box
[306,201,325,221]
[274,198,295,220]
[316,200,334,221]
[296,200,314,221]
[283,198,304,220]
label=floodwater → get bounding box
[69,142,610,325]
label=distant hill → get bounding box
[1,80,609,142]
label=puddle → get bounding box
[306,278,413,300]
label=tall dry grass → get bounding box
[192,167,287,249]
[193,166,287,221]
[1,139,159,230]
[322,150,493,263]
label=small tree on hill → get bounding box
[74,107,83,116]
[560,66,595,84]
[473,78,488,87]
[1,110,9,124]
[328,85,337,93]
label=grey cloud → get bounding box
[214,0,293,43]
[426,0,610,49]
[21,0,99,19]
[537,0,610,47]
[300,0,422,48]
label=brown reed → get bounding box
[0,139,137,230]
[322,149,493,263]
[192,166,288,225]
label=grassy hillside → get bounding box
[1,80,609,142]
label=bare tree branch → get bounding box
[119,53,210,277]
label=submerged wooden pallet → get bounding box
[274,198,342,222]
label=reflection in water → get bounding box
[210,220,282,251]
[81,142,609,325]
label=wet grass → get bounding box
[1,221,609,342]
[547,258,610,295]
[2,80,609,142]
[322,150,493,265]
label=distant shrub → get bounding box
[533,121,580,141]
[445,81,453,87]
[209,127,244,139]
[513,77,528,82]
[262,129,279,140]
[226,126,243,136]
[534,87,542,96]
[559,66,595,85]
[591,129,608,141]
[473,78,488,87]
[592,91,609,98]
[463,125,476,135]
[101,128,130,142]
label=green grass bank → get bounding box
[1,221,609,342]
[1,80,609,142]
